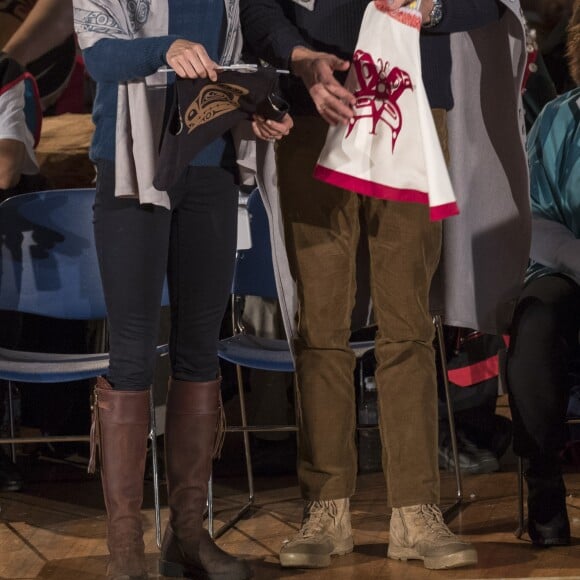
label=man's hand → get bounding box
[291,46,356,126]
[418,0,434,24]
[166,40,219,80]
[251,113,294,142]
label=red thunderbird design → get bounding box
[346,49,413,152]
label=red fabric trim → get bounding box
[313,165,459,221]
[0,73,27,98]
[430,202,459,220]
[314,164,428,202]
[374,1,422,29]
[522,50,538,94]
[448,355,499,387]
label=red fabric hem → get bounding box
[313,165,459,221]
[430,202,459,220]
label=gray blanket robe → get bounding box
[253,0,530,344]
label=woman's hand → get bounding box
[166,40,219,80]
[251,113,294,142]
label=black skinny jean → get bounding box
[95,160,238,391]
[507,274,580,459]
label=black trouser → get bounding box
[95,160,238,391]
[507,274,580,459]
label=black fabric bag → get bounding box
[154,68,289,191]
[437,327,512,459]
[438,328,505,415]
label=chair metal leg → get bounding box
[149,385,162,549]
[208,363,255,539]
[433,315,463,521]
[7,381,16,462]
[292,373,300,438]
[516,455,526,538]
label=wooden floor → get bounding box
[1,457,579,580]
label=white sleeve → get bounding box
[531,214,580,284]
[0,81,39,175]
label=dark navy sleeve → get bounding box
[240,0,311,69]
[82,35,179,83]
[427,0,504,33]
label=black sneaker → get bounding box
[439,429,499,475]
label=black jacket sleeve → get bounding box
[240,0,311,69]
[429,0,505,34]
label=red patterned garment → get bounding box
[314,1,458,221]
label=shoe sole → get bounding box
[388,546,478,569]
[107,569,148,580]
[531,537,571,548]
[439,458,499,475]
[159,559,252,579]
[0,483,23,492]
[279,537,354,568]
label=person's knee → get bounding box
[512,297,560,343]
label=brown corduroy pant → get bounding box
[276,111,447,507]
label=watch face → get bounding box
[432,5,443,22]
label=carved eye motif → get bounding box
[183,83,249,134]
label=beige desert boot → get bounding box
[388,504,478,569]
[279,498,354,568]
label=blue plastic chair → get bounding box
[0,188,168,546]
[217,190,297,373]
[219,190,376,371]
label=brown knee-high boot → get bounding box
[159,378,251,579]
[89,377,150,580]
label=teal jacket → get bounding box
[527,88,580,285]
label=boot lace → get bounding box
[298,500,339,538]
[417,504,456,539]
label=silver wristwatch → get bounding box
[422,0,443,28]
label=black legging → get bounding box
[507,274,580,459]
[94,160,238,391]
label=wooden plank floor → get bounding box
[1,463,579,579]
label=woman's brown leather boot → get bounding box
[159,378,251,579]
[89,377,150,579]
